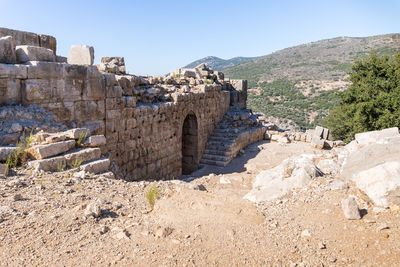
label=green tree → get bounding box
[324,51,400,142]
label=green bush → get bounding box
[324,51,400,142]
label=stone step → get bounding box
[201,153,230,162]
[80,158,110,174]
[199,158,228,167]
[27,140,76,160]
[28,147,101,172]
[204,149,231,156]
[208,136,233,142]
[206,140,234,147]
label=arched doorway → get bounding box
[182,113,198,175]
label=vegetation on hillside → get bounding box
[324,52,400,142]
[248,80,339,129]
[184,56,258,71]
[223,34,400,128]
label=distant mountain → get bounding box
[184,56,258,71]
[223,33,400,129]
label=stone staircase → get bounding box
[200,107,266,167]
[23,128,111,174]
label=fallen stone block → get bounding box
[0,146,17,161]
[80,158,110,174]
[15,45,55,63]
[351,161,400,208]
[0,36,16,64]
[28,156,66,172]
[67,45,94,65]
[311,136,326,149]
[244,154,322,203]
[83,135,106,147]
[64,148,101,167]
[341,196,361,220]
[27,140,75,160]
[66,128,91,139]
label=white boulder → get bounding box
[351,162,400,207]
[244,155,322,203]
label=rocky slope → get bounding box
[184,56,257,71]
[194,34,400,129]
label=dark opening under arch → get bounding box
[182,113,198,175]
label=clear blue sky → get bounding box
[0,0,399,75]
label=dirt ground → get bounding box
[1,141,399,266]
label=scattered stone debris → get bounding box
[341,196,361,220]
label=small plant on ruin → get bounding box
[57,161,66,172]
[204,79,214,84]
[70,158,83,169]
[76,131,87,146]
[5,130,35,170]
[145,184,160,210]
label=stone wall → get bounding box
[0,27,56,54]
[0,60,232,180]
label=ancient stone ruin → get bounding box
[0,27,264,180]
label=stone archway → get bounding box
[182,112,198,175]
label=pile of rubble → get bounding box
[0,127,111,178]
[264,125,345,149]
[0,105,67,146]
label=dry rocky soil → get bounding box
[1,141,400,266]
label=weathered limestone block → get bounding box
[66,128,91,139]
[83,135,106,147]
[38,34,57,54]
[0,63,27,79]
[99,57,126,74]
[28,155,66,172]
[0,78,21,104]
[27,140,75,160]
[80,158,110,174]
[26,61,65,79]
[0,146,17,161]
[64,147,101,166]
[15,45,55,63]
[0,36,16,64]
[67,45,94,65]
[0,27,56,53]
[311,136,327,149]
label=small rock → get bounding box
[373,207,387,213]
[10,123,22,133]
[329,180,348,190]
[13,194,23,201]
[219,176,231,184]
[84,202,101,218]
[74,170,86,179]
[114,202,123,210]
[301,229,312,238]
[113,228,130,240]
[154,226,174,238]
[99,225,109,235]
[376,223,389,232]
[341,196,361,220]
[383,233,389,239]
[318,241,326,249]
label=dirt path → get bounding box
[1,141,400,266]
